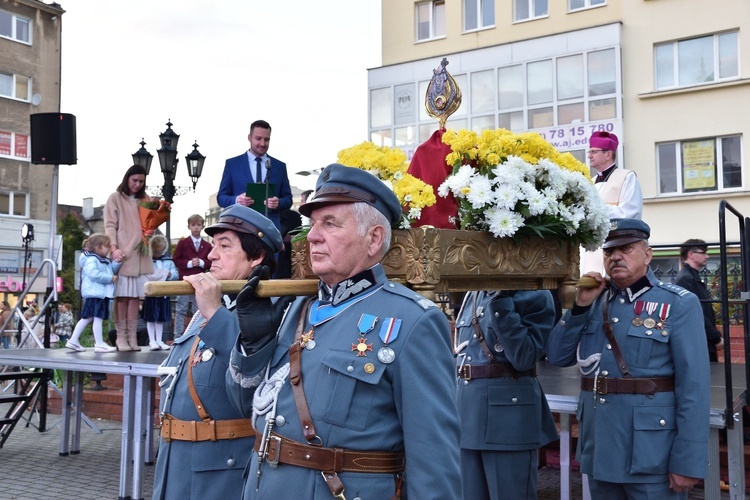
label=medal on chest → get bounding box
[352,313,378,357]
[377,317,402,364]
[632,300,645,327]
[643,301,658,329]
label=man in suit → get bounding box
[172,214,212,339]
[217,119,293,231]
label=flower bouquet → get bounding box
[136,199,171,255]
[438,128,610,251]
[336,142,436,229]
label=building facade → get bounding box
[0,0,64,302]
[370,0,750,246]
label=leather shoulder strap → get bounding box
[187,336,211,421]
[289,297,319,443]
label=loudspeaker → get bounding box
[30,113,77,165]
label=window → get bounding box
[0,72,31,101]
[655,31,738,90]
[464,0,494,31]
[416,1,445,41]
[514,0,548,22]
[0,192,29,217]
[657,135,742,195]
[568,0,605,11]
[0,10,31,44]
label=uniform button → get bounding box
[494,312,499,317]
[275,415,286,427]
[606,344,612,350]
[463,380,469,386]
[459,320,465,326]
[466,356,472,362]
[618,298,625,304]
[389,283,395,288]
[659,419,666,427]
[612,317,619,323]
[560,319,566,325]
[347,365,354,373]
[353,497,362,500]
[227,458,236,467]
[599,398,606,404]
[601,370,608,376]
[646,331,652,336]
[661,331,668,337]
[511,397,518,403]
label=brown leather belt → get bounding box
[581,376,675,395]
[160,414,253,442]
[457,363,536,380]
[254,431,405,474]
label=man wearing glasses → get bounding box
[675,239,723,362]
[582,131,643,274]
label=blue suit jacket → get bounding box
[217,152,293,230]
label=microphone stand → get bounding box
[264,158,271,217]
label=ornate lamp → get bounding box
[184,142,206,190]
[131,139,153,174]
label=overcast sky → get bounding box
[57,0,381,238]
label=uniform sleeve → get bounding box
[667,291,710,478]
[393,307,462,499]
[546,307,593,367]
[487,290,555,371]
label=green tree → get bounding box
[57,214,86,310]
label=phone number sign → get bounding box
[532,120,622,152]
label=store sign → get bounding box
[0,275,26,292]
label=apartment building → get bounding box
[0,0,64,300]
[369,0,750,247]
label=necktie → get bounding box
[255,157,263,183]
[195,240,200,252]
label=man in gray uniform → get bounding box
[547,218,709,498]
[226,164,461,499]
[455,289,559,499]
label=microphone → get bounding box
[264,158,271,216]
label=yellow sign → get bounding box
[682,140,716,190]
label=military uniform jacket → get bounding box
[546,270,710,483]
[226,264,462,499]
[152,301,252,500]
[454,290,558,451]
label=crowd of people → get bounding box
[0,127,731,499]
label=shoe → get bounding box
[94,344,116,353]
[65,341,85,352]
[149,342,162,351]
[156,341,171,350]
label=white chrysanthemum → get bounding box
[466,175,494,209]
[486,207,524,238]
[526,191,549,216]
[493,184,520,210]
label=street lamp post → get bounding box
[131,120,206,254]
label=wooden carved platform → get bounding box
[292,227,579,308]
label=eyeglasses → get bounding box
[587,149,606,155]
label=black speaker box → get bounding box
[30,113,77,165]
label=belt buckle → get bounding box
[596,375,608,395]
[161,414,172,442]
[462,364,472,380]
[266,435,281,469]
